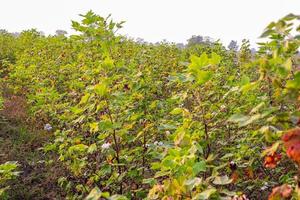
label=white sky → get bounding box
[0,0,300,47]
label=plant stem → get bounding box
[105,99,123,193]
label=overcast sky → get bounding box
[0,0,300,47]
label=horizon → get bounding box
[1,0,300,47]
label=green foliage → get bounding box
[2,10,300,200]
[0,162,19,198]
[0,94,3,111]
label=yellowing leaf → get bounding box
[193,188,217,200]
[284,58,292,72]
[213,175,232,185]
[170,107,183,115]
[79,93,90,105]
[94,83,108,97]
[89,122,99,133]
[85,187,102,200]
[174,128,186,146]
[262,141,280,157]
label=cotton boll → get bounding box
[44,124,52,131]
[101,142,111,149]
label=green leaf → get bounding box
[283,13,299,21]
[87,143,97,154]
[286,72,300,89]
[162,158,176,169]
[240,82,257,94]
[98,120,113,131]
[210,52,221,65]
[154,170,170,178]
[0,161,18,171]
[68,144,88,153]
[240,75,250,86]
[142,178,156,185]
[189,53,209,70]
[70,106,84,115]
[103,57,114,69]
[99,165,112,176]
[195,70,212,85]
[260,29,274,38]
[188,53,213,85]
[0,187,9,196]
[192,161,206,175]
